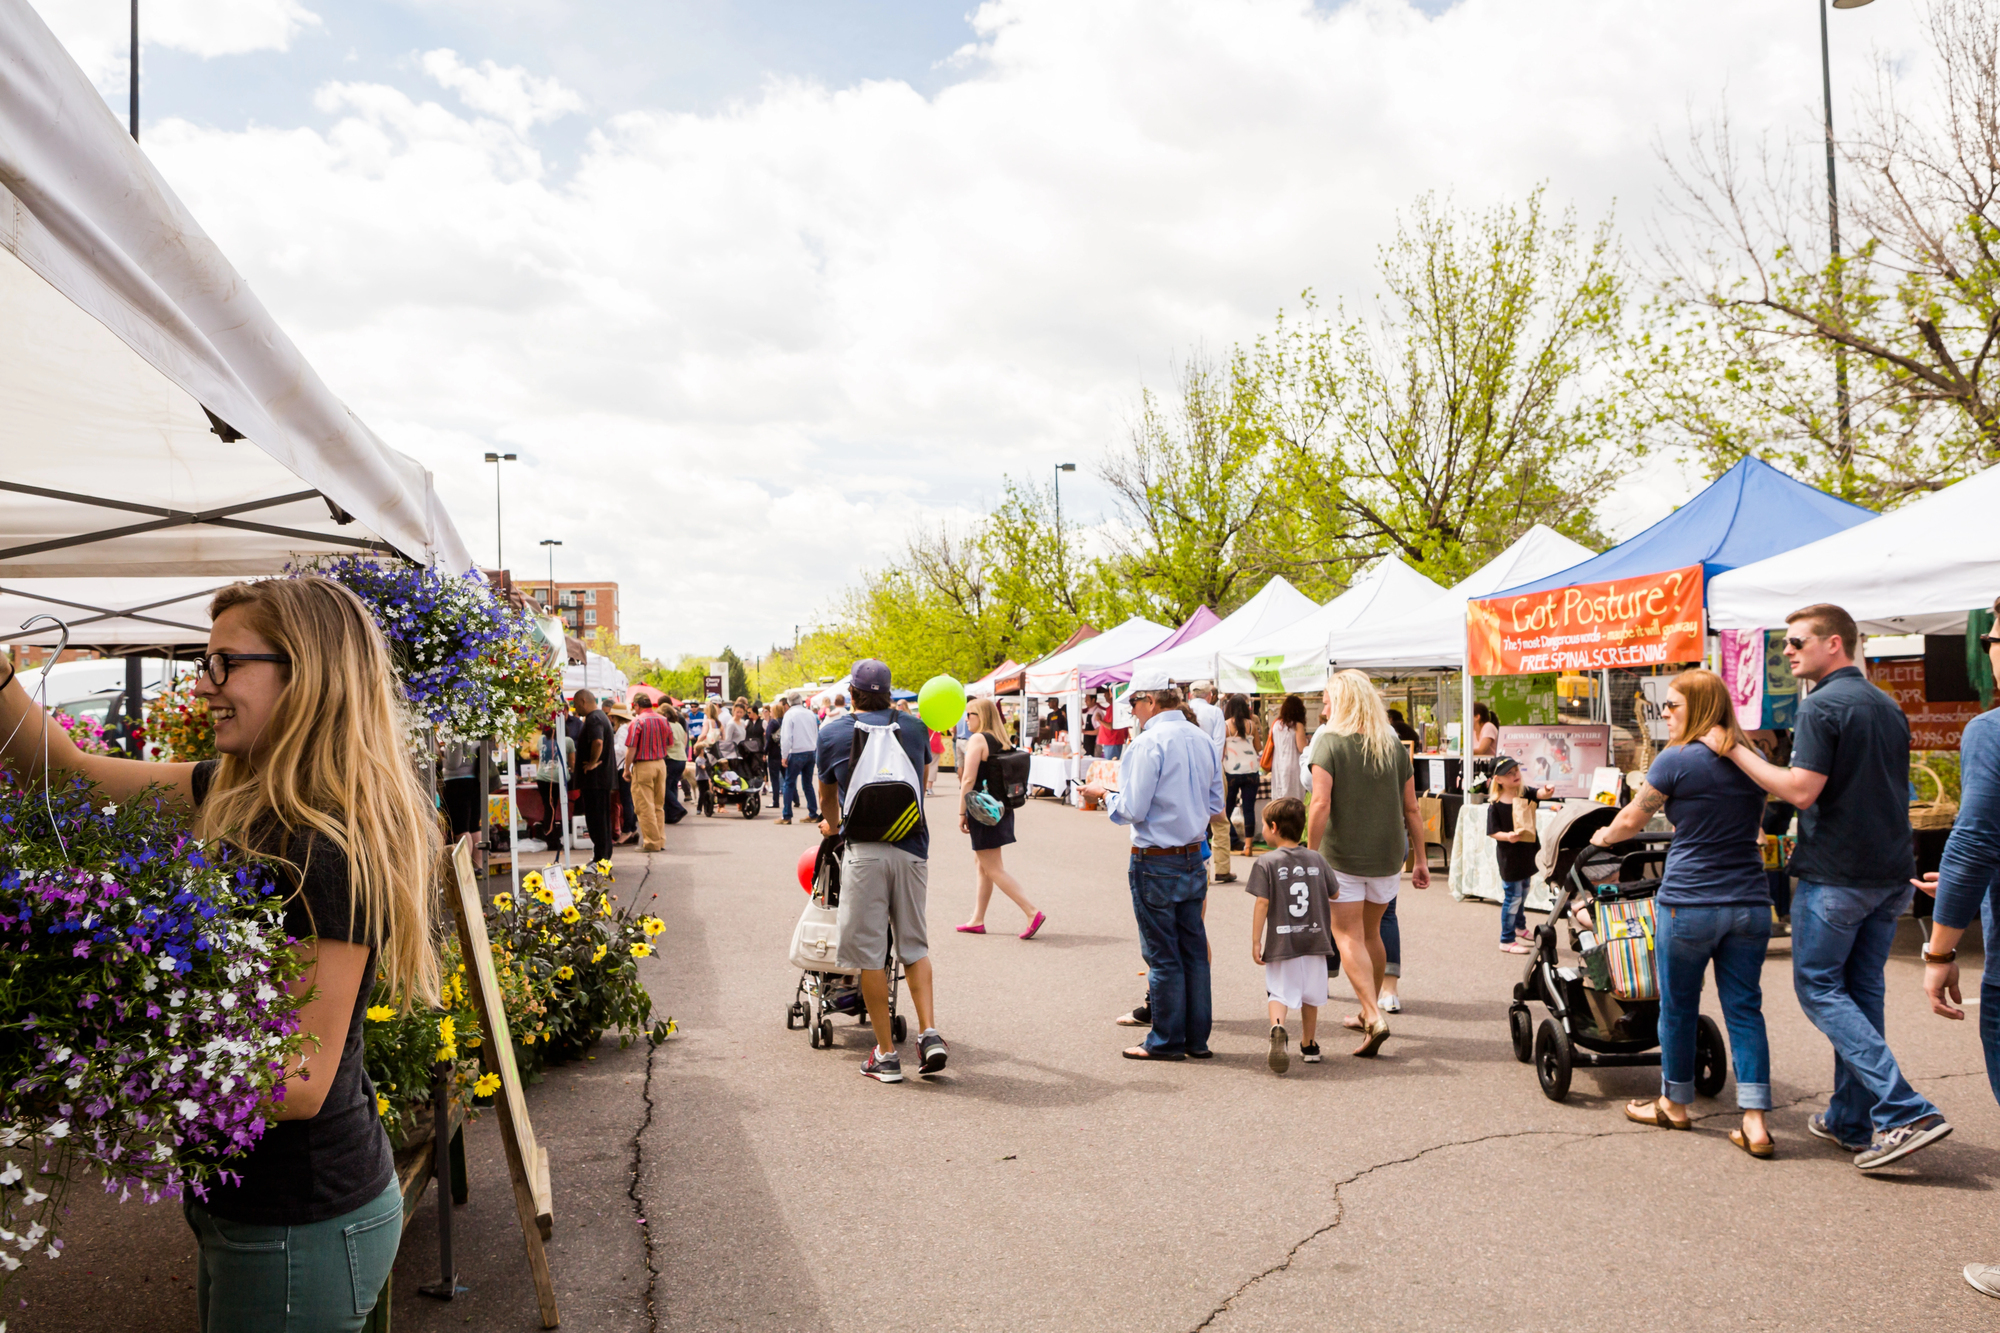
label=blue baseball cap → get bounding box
[851,659,891,692]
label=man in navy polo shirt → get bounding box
[1717,602,1952,1170]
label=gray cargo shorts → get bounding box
[836,841,930,970]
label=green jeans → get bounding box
[184,1180,402,1332]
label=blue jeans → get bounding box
[782,752,818,821]
[1792,881,1939,1137]
[1499,879,1530,943]
[184,1179,402,1332]
[1657,902,1772,1109]
[1101,743,1122,760]
[663,758,687,823]
[1128,849,1211,1056]
[1983,893,2000,1109]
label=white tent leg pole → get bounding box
[555,708,572,872]
[506,743,523,904]
[1461,663,1474,755]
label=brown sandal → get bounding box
[1729,1128,1775,1159]
[1624,1097,1692,1130]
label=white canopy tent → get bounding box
[0,0,471,650]
[1137,577,1319,684]
[563,651,630,701]
[1329,526,1598,671]
[1022,617,1174,696]
[1217,558,1447,694]
[1708,464,2000,635]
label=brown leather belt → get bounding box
[1133,842,1203,857]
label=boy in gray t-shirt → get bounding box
[1247,797,1335,1074]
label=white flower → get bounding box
[217,993,236,1010]
[0,1163,20,1187]
[99,804,116,816]
[0,1251,18,1271]
[42,1122,66,1142]
[139,972,158,992]
[175,1100,200,1120]
[43,1242,57,1260]
[20,1189,45,1207]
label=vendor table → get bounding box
[1448,799,1596,913]
[1026,753,1085,801]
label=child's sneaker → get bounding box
[860,1047,903,1083]
[1299,1042,1322,1064]
[1267,1024,1290,1074]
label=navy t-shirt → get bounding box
[1645,743,1771,907]
[1788,665,1915,889]
[817,709,932,859]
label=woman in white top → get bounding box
[1221,694,1262,852]
[1262,693,1309,803]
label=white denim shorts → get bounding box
[1265,953,1331,1010]
[1331,870,1401,905]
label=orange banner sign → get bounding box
[1468,565,1705,676]
[1869,657,1984,752]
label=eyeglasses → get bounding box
[192,651,291,686]
[1981,633,2000,650]
[1784,635,1812,651]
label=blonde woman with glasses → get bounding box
[956,695,1046,938]
[0,576,439,1329]
[1305,670,1429,1057]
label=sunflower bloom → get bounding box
[492,893,513,911]
[560,906,581,924]
[641,916,664,937]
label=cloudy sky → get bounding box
[30,0,1926,662]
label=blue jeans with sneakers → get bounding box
[1128,848,1211,1057]
[781,752,818,822]
[1499,879,1530,944]
[1792,880,1939,1140]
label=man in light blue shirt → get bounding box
[777,696,821,824]
[1082,667,1224,1061]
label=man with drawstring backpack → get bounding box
[817,659,949,1083]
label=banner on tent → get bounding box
[1469,565,1704,676]
[1870,657,1983,751]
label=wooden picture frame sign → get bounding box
[451,836,560,1327]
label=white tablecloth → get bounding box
[1027,753,1084,799]
[1447,800,1581,914]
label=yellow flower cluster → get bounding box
[493,892,514,911]
[560,906,581,925]
[437,1016,459,1063]
[640,916,664,937]
[365,1005,397,1022]
[630,942,653,959]
[556,965,575,981]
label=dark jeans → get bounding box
[1792,881,1939,1138]
[619,774,636,837]
[582,786,615,863]
[782,752,819,821]
[1983,893,2000,1109]
[1766,869,1793,919]
[1224,773,1258,849]
[664,759,687,823]
[442,777,481,843]
[1128,849,1211,1056]
[1657,902,1772,1109]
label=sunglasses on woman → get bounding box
[192,651,292,685]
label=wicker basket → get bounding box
[1910,759,1959,831]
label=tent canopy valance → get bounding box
[1139,576,1319,684]
[1080,607,1220,691]
[966,659,1024,699]
[1708,463,2000,635]
[0,0,472,580]
[1023,618,1166,696]
[1219,558,1446,692]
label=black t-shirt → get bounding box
[1486,800,1541,883]
[578,709,617,790]
[1788,666,1915,888]
[190,761,394,1225]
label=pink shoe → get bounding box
[955,923,986,934]
[1500,941,1530,954]
[1019,911,1046,940]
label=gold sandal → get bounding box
[1624,1097,1692,1130]
[1351,1019,1390,1058]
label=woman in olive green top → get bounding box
[1305,670,1430,1056]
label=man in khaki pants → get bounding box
[623,696,674,852]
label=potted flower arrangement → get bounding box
[0,775,304,1295]
[361,936,496,1147]
[48,711,111,757]
[142,677,214,762]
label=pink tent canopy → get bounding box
[966,658,1024,698]
[1079,607,1222,690]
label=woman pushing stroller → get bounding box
[1591,668,1776,1158]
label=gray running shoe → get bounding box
[1267,1024,1289,1074]
[918,1029,949,1075]
[1855,1115,1952,1171]
[1807,1114,1868,1154]
[1966,1264,2000,1298]
[860,1047,903,1083]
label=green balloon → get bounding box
[917,675,968,732]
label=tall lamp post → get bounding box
[1824,0,1875,475]
[1053,462,1076,592]
[484,452,517,571]
[538,538,562,616]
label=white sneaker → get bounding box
[1967,1264,2000,1299]
[1380,994,1402,1014]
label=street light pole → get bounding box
[1824,0,1875,484]
[539,539,562,617]
[484,452,517,571]
[1054,462,1076,598]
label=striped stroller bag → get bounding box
[1591,895,1659,1002]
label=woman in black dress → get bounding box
[955,695,1046,938]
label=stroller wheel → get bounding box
[1694,1014,1729,1098]
[891,1014,908,1045]
[818,1018,834,1050]
[808,1015,824,1048]
[1508,1005,1534,1064]
[787,1002,806,1031]
[742,795,760,819]
[1534,1019,1573,1101]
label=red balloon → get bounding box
[797,845,818,894]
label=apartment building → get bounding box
[526,580,620,640]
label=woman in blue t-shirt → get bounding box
[1592,668,1775,1158]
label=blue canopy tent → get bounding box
[1494,457,1876,598]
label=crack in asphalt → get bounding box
[1191,1065,1989,1331]
[625,854,662,1333]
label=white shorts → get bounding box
[1265,953,1331,1010]
[1332,870,1400,905]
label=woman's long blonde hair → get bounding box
[1323,669,1400,770]
[1669,668,1748,753]
[199,576,441,1006]
[968,695,1002,739]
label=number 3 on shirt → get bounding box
[1288,883,1310,917]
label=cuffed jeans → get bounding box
[782,752,819,821]
[1657,902,1772,1109]
[1499,879,1530,943]
[1129,848,1212,1056]
[185,1179,402,1332]
[1792,880,1939,1137]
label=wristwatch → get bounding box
[1922,946,1958,965]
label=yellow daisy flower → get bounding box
[522,871,544,892]
[365,1005,396,1022]
[534,887,556,906]
[591,944,607,963]
[472,1072,501,1098]
[560,906,581,924]
[593,859,613,875]
[556,966,574,981]
[630,942,653,959]
[492,892,513,911]
[377,1095,391,1117]
[641,916,665,937]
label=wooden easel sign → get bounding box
[452,836,560,1327]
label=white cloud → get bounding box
[114,0,1925,659]
[420,49,585,134]
[30,0,320,87]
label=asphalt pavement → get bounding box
[12,789,2000,1332]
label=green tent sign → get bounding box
[1251,654,1287,694]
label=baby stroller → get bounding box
[786,838,906,1050]
[694,750,761,819]
[1508,804,1728,1102]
